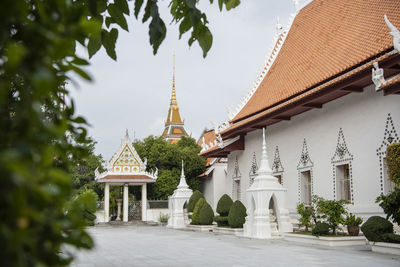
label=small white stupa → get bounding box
[243,128,292,239]
[167,161,193,228]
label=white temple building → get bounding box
[95,130,158,222]
[199,0,400,238]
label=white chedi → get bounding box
[243,128,292,239]
[167,161,193,229]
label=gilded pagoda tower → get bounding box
[162,56,189,143]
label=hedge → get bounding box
[191,198,206,225]
[228,200,247,228]
[361,216,393,242]
[198,202,214,225]
[217,194,233,216]
[312,222,330,237]
[214,216,229,227]
[188,190,204,213]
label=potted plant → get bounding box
[345,213,363,236]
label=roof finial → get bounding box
[384,15,400,53]
[293,0,300,13]
[171,53,177,107]
[257,128,273,175]
[177,160,189,188]
[125,129,130,141]
[276,16,284,36]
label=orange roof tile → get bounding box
[232,0,400,124]
[198,129,218,165]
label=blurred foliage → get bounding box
[313,196,348,235]
[134,136,206,199]
[68,189,99,227]
[0,0,239,265]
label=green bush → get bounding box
[382,233,400,244]
[344,213,363,226]
[314,196,348,234]
[198,202,214,225]
[191,198,206,225]
[386,143,400,185]
[312,222,330,237]
[228,200,247,228]
[361,216,393,242]
[188,190,204,212]
[217,194,234,216]
[376,188,400,225]
[297,203,313,232]
[214,216,229,227]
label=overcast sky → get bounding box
[70,0,312,160]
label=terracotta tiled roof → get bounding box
[224,51,394,134]
[198,129,217,165]
[381,75,400,89]
[232,0,400,124]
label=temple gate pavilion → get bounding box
[95,130,158,222]
[161,55,189,143]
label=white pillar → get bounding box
[116,199,122,221]
[123,184,129,222]
[104,183,110,222]
[142,184,147,221]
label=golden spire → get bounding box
[171,53,178,107]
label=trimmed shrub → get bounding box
[191,198,206,225]
[198,202,214,225]
[382,233,400,244]
[312,222,330,237]
[188,190,204,212]
[228,200,247,228]
[386,143,400,185]
[217,194,234,216]
[214,216,229,227]
[361,216,393,242]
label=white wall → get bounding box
[226,84,400,219]
[200,163,228,212]
[146,208,169,222]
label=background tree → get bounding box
[0,0,239,265]
[70,137,105,199]
[134,136,206,199]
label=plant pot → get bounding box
[347,225,360,236]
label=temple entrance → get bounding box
[95,130,158,223]
[268,197,279,236]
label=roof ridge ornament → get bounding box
[384,14,400,54]
[293,0,300,14]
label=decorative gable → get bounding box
[272,146,284,173]
[107,130,146,174]
[331,128,354,164]
[112,144,141,173]
[297,138,313,169]
[233,156,241,180]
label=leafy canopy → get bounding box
[134,136,206,199]
[0,0,238,265]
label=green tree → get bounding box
[70,138,105,199]
[314,196,348,235]
[133,136,206,199]
[0,0,239,265]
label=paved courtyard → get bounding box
[70,224,400,267]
